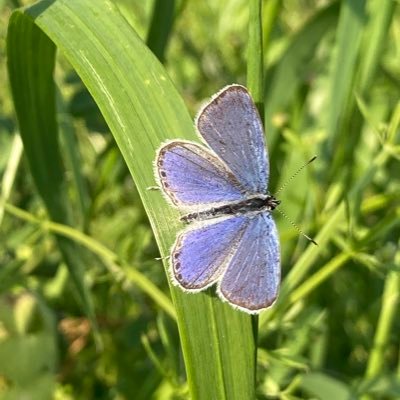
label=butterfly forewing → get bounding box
[196,85,269,194]
[156,141,246,209]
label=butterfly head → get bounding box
[268,196,281,210]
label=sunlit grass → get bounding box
[1,0,399,399]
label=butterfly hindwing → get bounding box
[218,212,280,313]
[171,215,251,290]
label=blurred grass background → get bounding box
[1,0,400,399]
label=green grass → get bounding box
[1,0,399,399]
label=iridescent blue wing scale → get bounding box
[196,85,269,194]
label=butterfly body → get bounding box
[181,195,280,223]
[155,84,281,314]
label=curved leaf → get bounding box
[7,1,256,398]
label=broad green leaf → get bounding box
[300,372,356,400]
[7,1,256,398]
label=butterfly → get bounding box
[155,84,280,314]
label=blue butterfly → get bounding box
[155,85,280,314]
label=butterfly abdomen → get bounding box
[181,195,280,223]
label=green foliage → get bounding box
[0,0,399,399]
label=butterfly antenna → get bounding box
[275,208,318,246]
[273,156,318,245]
[274,156,317,196]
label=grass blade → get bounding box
[7,1,256,397]
[146,0,175,62]
[7,11,100,346]
[264,2,339,147]
[325,0,366,166]
[0,134,23,225]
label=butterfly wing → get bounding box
[196,85,269,194]
[218,212,280,313]
[171,215,251,290]
[156,141,246,209]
